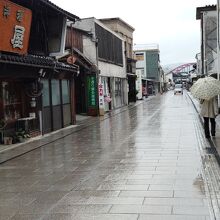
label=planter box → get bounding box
[4,137,13,145]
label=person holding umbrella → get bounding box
[190,75,220,138]
[200,97,218,138]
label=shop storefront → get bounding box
[0,56,78,141]
[0,0,80,142]
[42,77,74,134]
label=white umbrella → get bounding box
[190,76,220,100]
[190,77,215,93]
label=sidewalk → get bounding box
[187,92,220,163]
[0,97,155,164]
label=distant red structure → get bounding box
[169,63,196,74]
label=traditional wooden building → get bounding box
[59,26,99,116]
[0,0,80,143]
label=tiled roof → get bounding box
[40,0,80,21]
[0,54,79,72]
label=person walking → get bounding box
[200,97,218,138]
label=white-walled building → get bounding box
[74,17,127,114]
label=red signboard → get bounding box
[0,0,32,54]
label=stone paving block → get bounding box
[85,197,144,205]
[139,214,206,220]
[97,184,149,191]
[126,179,175,185]
[17,202,56,214]
[51,204,112,214]
[10,214,46,220]
[119,190,173,197]
[0,206,18,220]
[143,197,204,206]
[174,190,206,198]
[131,170,176,175]
[109,204,172,214]
[125,175,153,180]
[173,206,210,215]
[43,213,139,220]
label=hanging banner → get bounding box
[0,0,32,54]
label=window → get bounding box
[42,80,50,107]
[62,80,70,104]
[95,23,123,65]
[51,79,61,105]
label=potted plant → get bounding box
[14,129,30,143]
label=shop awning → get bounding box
[0,53,79,73]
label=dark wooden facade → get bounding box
[95,23,123,66]
[63,27,99,116]
[0,0,80,142]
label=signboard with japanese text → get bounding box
[0,0,32,54]
[87,75,97,107]
[98,79,105,116]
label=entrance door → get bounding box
[62,80,71,127]
[51,79,62,130]
[42,80,52,134]
[75,73,86,114]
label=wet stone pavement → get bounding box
[0,91,219,220]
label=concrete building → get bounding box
[134,44,161,98]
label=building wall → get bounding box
[82,36,97,64]
[135,51,147,79]
[99,61,126,78]
[74,17,128,108]
[100,19,134,59]
[145,50,159,81]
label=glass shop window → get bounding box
[2,81,22,121]
[42,80,50,107]
[115,78,122,96]
[51,79,61,105]
[62,80,70,104]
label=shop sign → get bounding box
[98,81,104,109]
[135,53,144,61]
[87,75,97,107]
[67,55,77,64]
[0,0,32,54]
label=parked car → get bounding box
[174,84,183,95]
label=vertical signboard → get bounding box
[87,75,98,116]
[98,79,105,116]
[0,0,32,54]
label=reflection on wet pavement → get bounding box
[0,91,215,220]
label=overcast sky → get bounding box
[51,0,216,66]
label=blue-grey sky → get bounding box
[51,0,216,65]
